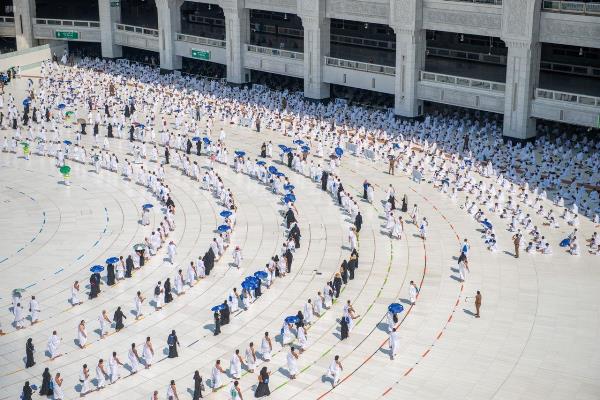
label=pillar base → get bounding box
[501,135,537,145]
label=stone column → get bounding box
[390,0,425,118]
[299,0,330,100]
[501,0,542,140]
[13,0,36,50]
[99,0,122,58]
[223,1,249,85]
[503,40,540,140]
[157,0,183,71]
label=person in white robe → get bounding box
[143,337,154,368]
[167,241,177,264]
[13,303,24,329]
[141,207,150,225]
[328,355,343,386]
[29,296,40,324]
[96,359,107,389]
[245,343,256,373]
[261,332,273,361]
[109,352,123,383]
[52,373,64,399]
[297,326,308,352]
[98,310,112,339]
[229,350,243,379]
[174,270,185,295]
[233,246,242,268]
[348,227,358,251]
[389,327,400,360]
[211,360,225,391]
[287,347,299,379]
[77,320,88,348]
[303,299,314,326]
[282,322,294,345]
[128,343,141,374]
[46,331,61,359]
[134,291,144,319]
[80,364,91,395]
[409,281,419,305]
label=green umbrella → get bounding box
[59,165,71,175]
[133,243,146,251]
[65,111,75,116]
[20,141,28,146]
[13,288,25,294]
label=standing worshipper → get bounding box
[13,302,24,329]
[192,370,204,400]
[113,306,126,331]
[154,281,163,310]
[347,249,358,280]
[80,364,91,395]
[128,343,141,374]
[167,379,180,400]
[21,381,33,400]
[96,359,108,390]
[340,315,349,340]
[167,330,180,358]
[211,360,225,392]
[254,366,271,397]
[134,291,144,319]
[287,347,299,379]
[164,278,173,303]
[109,351,123,383]
[77,320,88,348]
[213,310,221,336]
[40,367,53,396]
[389,327,400,360]
[143,336,155,368]
[52,372,64,399]
[29,296,40,325]
[409,281,419,305]
[474,291,482,318]
[229,349,243,379]
[125,254,134,277]
[46,330,62,360]
[71,281,82,306]
[25,338,35,367]
[328,355,343,387]
[98,310,112,339]
[107,262,116,285]
[261,331,272,361]
[354,211,363,233]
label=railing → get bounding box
[535,88,600,107]
[443,0,502,4]
[187,14,225,26]
[115,23,159,37]
[0,16,14,24]
[420,71,506,92]
[35,18,100,28]
[427,46,506,65]
[540,61,600,78]
[176,33,226,48]
[542,0,600,15]
[325,56,396,76]
[246,44,304,60]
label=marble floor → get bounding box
[0,70,598,400]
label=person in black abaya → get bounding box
[254,366,271,397]
[213,311,221,336]
[93,122,99,137]
[260,142,267,158]
[321,170,329,191]
[287,151,293,168]
[220,301,230,325]
[22,381,33,400]
[164,146,170,164]
[113,306,126,331]
[25,338,35,368]
[124,104,130,118]
[333,273,342,298]
[186,138,192,155]
[196,140,202,156]
[354,211,363,233]
[347,249,358,280]
[285,208,296,229]
[40,367,53,396]
[125,255,134,278]
[289,223,301,248]
[401,195,408,213]
[337,184,344,205]
[389,193,396,210]
[164,279,173,303]
[129,125,135,141]
[340,316,349,340]
[167,330,179,358]
[340,260,348,285]
[107,263,115,286]
[107,123,113,138]
[284,248,293,273]
[192,370,204,399]
[203,248,215,276]
[89,273,100,299]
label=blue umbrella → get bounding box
[30,384,37,391]
[335,147,344,157]
[293,139,304,145]
[241,280,256,290]
[211,304,226,312]
[234,150,246,157]
[301,146,310,153]
[268,166,278,174]
[275,172,285,177]
[278,144,288,151]
[90,265,104,273]
[285,315,299,324]
[143,203,153,209]
[22,98,31,106]
[388,303,404,314]
[559,238,570,247]
[254,271,268,280]
[482,220,492,230]
[63,140,72,145]
[284,194,296,203]
[392,143,400,149]
[256,160,266,166]
[283,184,295,192]
[220,210,232,218]
[245,276,260,285]
[57,103,66,110]
[202,137,211,144]
[138,124,145,129]
[282,147,292,153]
[217,225,231,233]
[106,257,119,264]
[192,136,201,142]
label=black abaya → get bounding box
[25,341,35,368]
[40,369,53,395]
[107,264,115,286]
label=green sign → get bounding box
[55,31,79,40]
[191,49,211,61]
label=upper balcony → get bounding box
[323,56,396,94]
[540,1,600,48]
[113,23,159,52]
[243,44,304,78]
[174,33,227,65]
[0,16,15,37]
[531,87,600,127]
[423,0,503,37]
[33,18,101,42]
